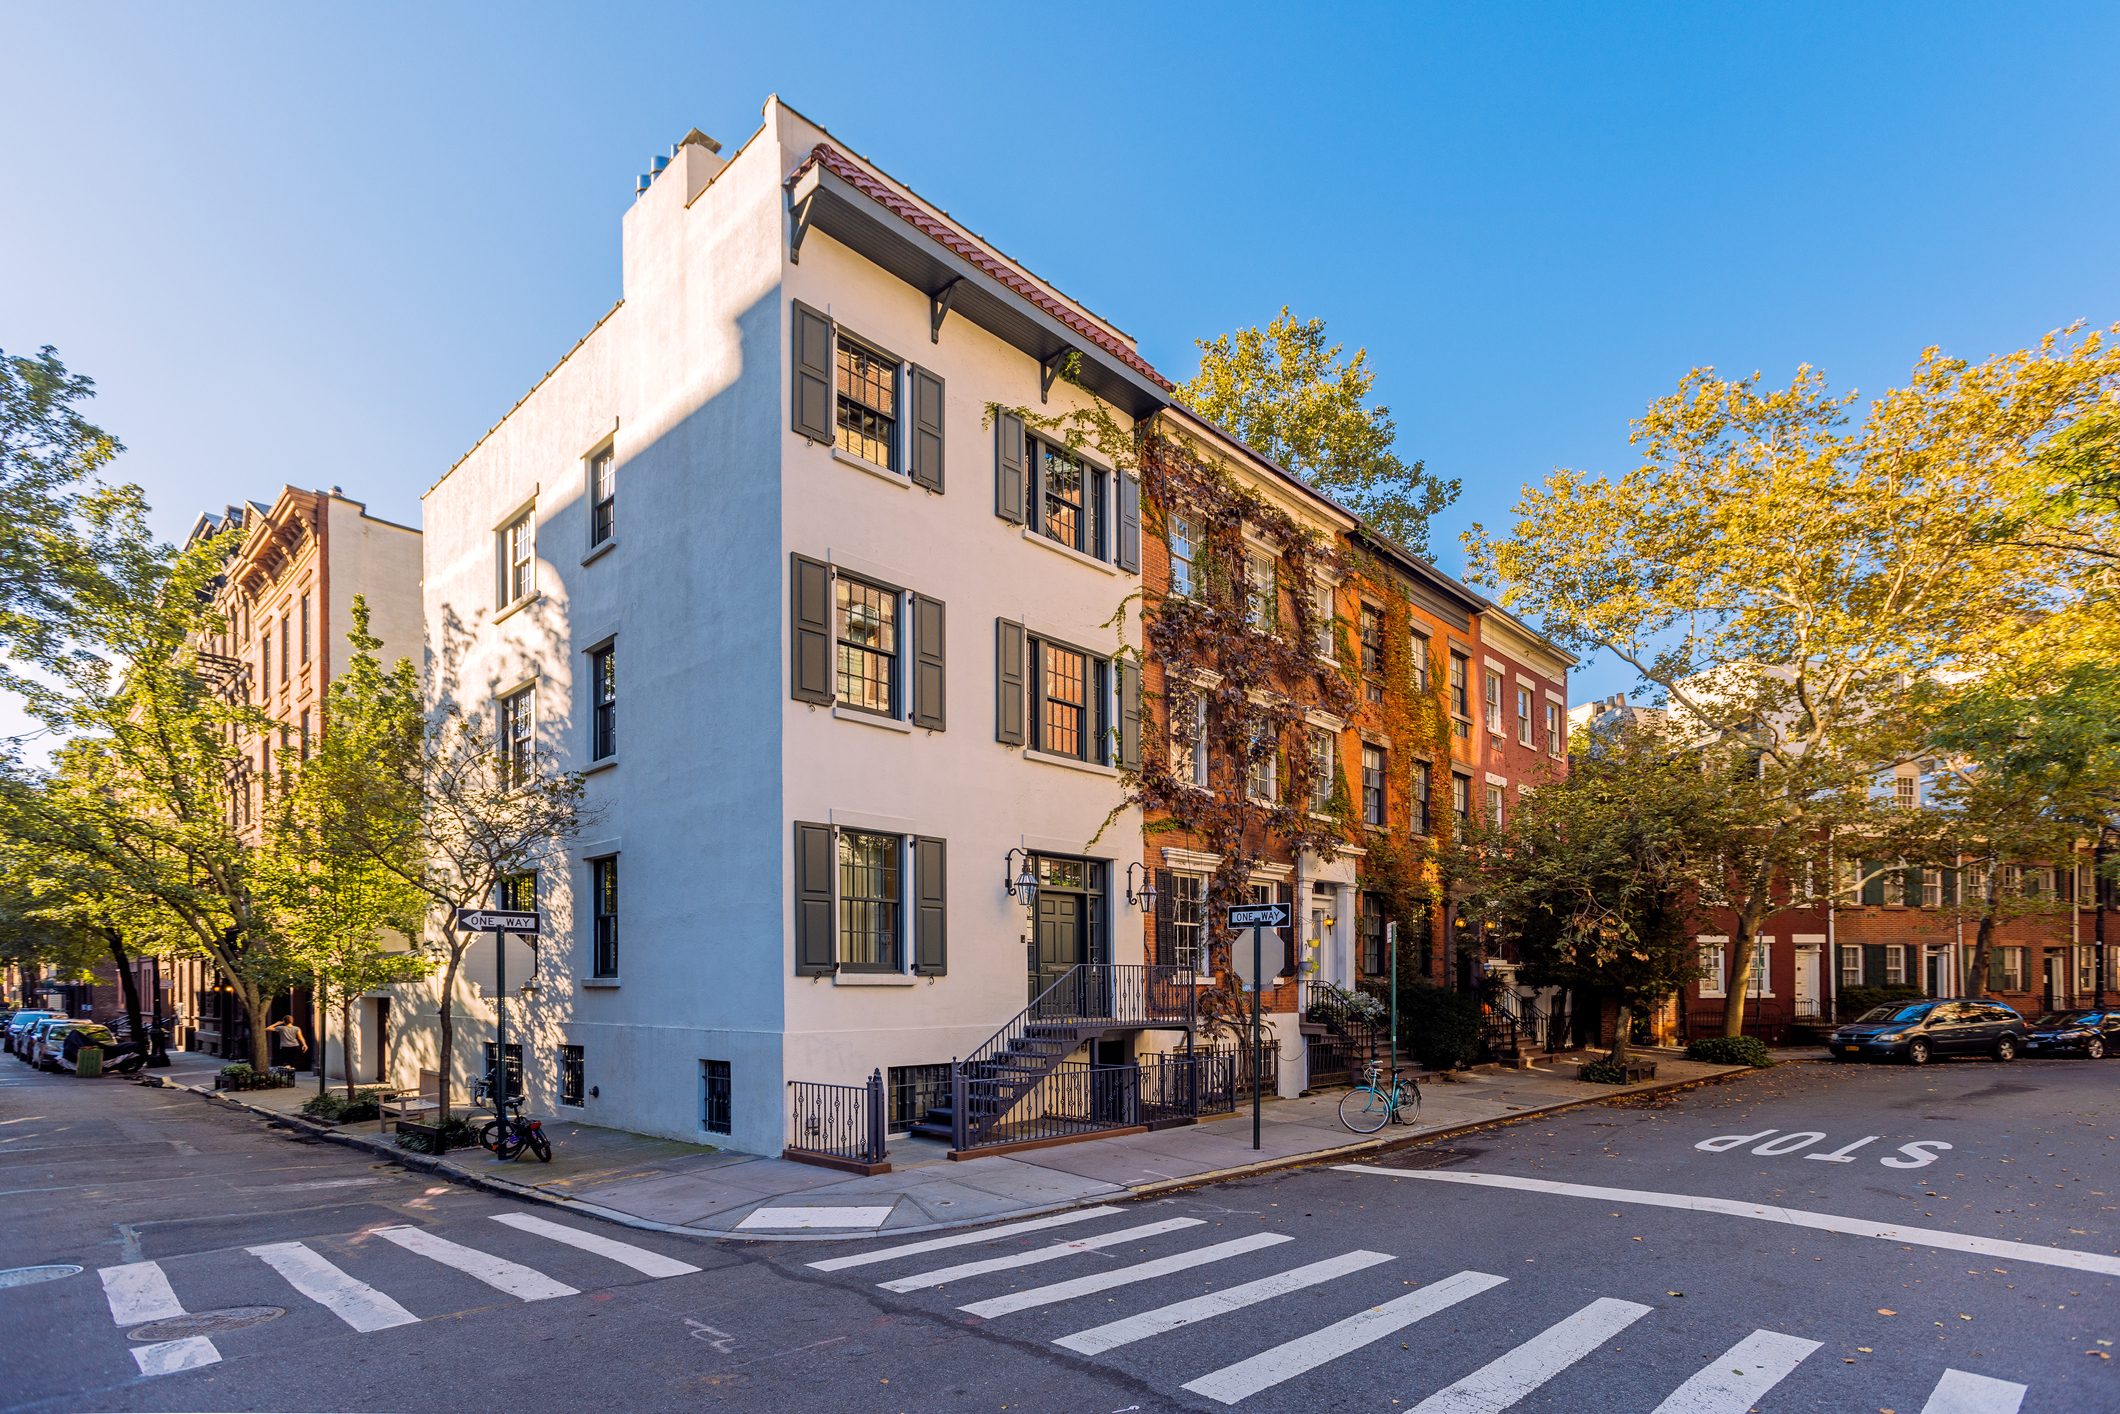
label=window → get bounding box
[1168,872,1205,973]
[589,856,618,977]
[260,624,272,691]
[1545,702,1562,757]
[1699,938,1728,997]
[480,1042,524,1093]
[1362,744,1386,826]
[1358,892,1386,975]
[500,510,535,606]
[1485,669,1504,734]
[589,447,616,546]
[497,871,536,914]
[834,576,899,715]
[1030,638,1109,763]
[1172,690,1208,788]
[1485,782,1505,829]
[1029,438,1107,559]
[1998,947,2027,992]
[1410,630,1431,693]
[1894,774,1917,810]
[497,686,534,787]
[701,1059,732,1135]
[1839,945,1862,989]
[1311,581,1338,660]
[2079,945,2096,993]
[1243,549,1275,631]
[1748,938,1772,997]
[1310,729,1336,814]
[1452,773,1471,826]
[299,709,312,760]
[589,644,617,760]
[1882,865,1907,907]
[559,1045,584,1107]
[1515,687,1532,746]
[261,737,272,798]
[1449,652,1470,721]
[1884,945,1908,987]
[1243,722,1279,802]
[834,337,898,468]
[1359,604,1385,703]
[1412,759,1433,835]
[279,616,290,686]
[1922,869,1944,909]
[1167,513,1196,596]
[299,593,311,663]
[838,830,901,971]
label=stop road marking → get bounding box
[1695,1129,1953,1169]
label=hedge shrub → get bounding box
[300,1087,392,1124]
[1578,1057,1634,1084]
[1397,983,1481,1071]
[1683,1035,1773,1068]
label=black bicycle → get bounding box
[471,1076,552,1162]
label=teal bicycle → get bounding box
[1337,1060,1421,1133]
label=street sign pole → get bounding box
[493,922,508,1158]
[1252,922,1263,1151]
[1386,920,1399,1070]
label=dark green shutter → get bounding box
[1941,865,1959,906]
[794,822,836,976]
[1116,473,1141,572]
[1153,869,1175,966]
[792,303,833,444]
[909,366,945,492]
[1116,658,1141,770]
[1861,944,1886,987]
[914,836,947,976]
[995,413,1027,524]
[1903,864,1924,906]
[910,593,946,731]
[790,554,833,705]
[995,618,1026,745]
[1860,861,1886,907]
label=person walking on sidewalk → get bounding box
[265,1017,308,1070]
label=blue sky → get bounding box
[4,0,2116,716]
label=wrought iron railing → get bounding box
[1302,980,1385,1086]
[1517,999,1576,1053]
[786,1069,886,1168]
[1480,1007,1520,1059]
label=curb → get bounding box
[146,1060,1776,1244]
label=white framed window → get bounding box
[1246,724,1278,803]
[1171,689,1209,788]
[1544,701,1562,756]
[1698,936,1728,997]
[588,445,616,547]
[499,508,535,607]
[1362,743,1386,826]
[1884,945,1908,987]
[1031,437,1107,559]
[1515,687,1533,746]
[1167,513,1196,597]
[1485,669,1504,734]
[837,829,903,972]
[1410,629,1431,692]
[1309,728,1335,814]
[1311,579,1337,661]
[835,335,900,469]
[1921,868,1944,909]
[1168,871,1206,973]
[1748,937,1773,997]
[1839,944,1861,989]
[1894,773,1918,810]
[2079,945,2095,993]
[1243,550,1275,632]
[1997,946,2027,992]
[497,685,534,788]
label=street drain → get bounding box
[128,1306,284,1340]
[0,1265,82,1288]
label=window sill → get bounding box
[495,593,543,625]
[584,756,619,775]
[1024,748,1120,778]
[832,704,913,733]
[1020,527,1119,575]
[832,447,910,487]
[581,977,621,989]
[581,539,617,566]
[833,971,918,987]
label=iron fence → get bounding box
[786,1069,886,1168]
[886,1062,952,1134]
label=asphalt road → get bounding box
[2,1053,2114,1412]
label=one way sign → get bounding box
[1225,902,1290,929]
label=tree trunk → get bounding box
[315,978,329,1097]
[103,928,144,1050]
[436,951,461,1126]
[239,982,273,1072]
[1720,907,1762,1037]
[1609,1004,1632,1065]
[1968,906,1999,999]
[342,993,357,1100]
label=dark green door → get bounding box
[1033,893,1084,1003]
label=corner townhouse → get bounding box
[412,101,1165,1157]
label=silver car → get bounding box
[5,1010,58,1057]
[26,1017,80,1068]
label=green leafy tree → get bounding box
[1180,308,1457,555]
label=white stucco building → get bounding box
[413,99,1172,1156]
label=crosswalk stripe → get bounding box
[490,1213,702,1279]
[878,1217,1204,1294]
[1409,1295,1652,1413]
[1181,1269,1508,1406]
[808,1205,1126,1273]
[1920,1368,2027,1414]
[374,1225,577,1301]
[1055,1249,1397,1356]
[130,1336,220,1377]
[98,1261,185,1325]
[1649,1329,1821,1414]
[249,1241,419,1332]
[959,1232,1293,1319]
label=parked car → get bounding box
[4,1010,59,1057]
[1829,999,2027,1064]
[54,1022,116,1072]
[2022,1010,2120,1059]
[23,1017,75,1067]
[32,1019,97,1070]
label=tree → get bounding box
[1180,309,1458,556]
[0,345,141,673]
[1467,330,2120,1034]
[302,605,596,1122]
[1453,727,1719,1064]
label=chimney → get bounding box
[635,128,726,203]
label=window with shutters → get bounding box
[1030,438,1107,559]
[1168,871,1205,973]
[1998,946,2028,991]
[834,336,898,468]
[499,509,535,607]
[589,643,617,760]
[1839,945,1862,989]
[1412,759,1432,835]
[1167,513,1197,596]
[838,830,902,971]
[1884,944,1908,986]
[1921,868,1944,908]
[1360,604,1385,703]
[497,686,534,788]
[590,856,618,977]
[1363,744,1387,826]
[559,1045,584,1106]
[835,576,899,716]
[1309,729,1336,814]
[1515,686,1532,745]
[1027,637,1110,764]
[588,446,616,547]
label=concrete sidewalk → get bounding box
[145,1047,1765,1241]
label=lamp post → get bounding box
[2097,828,2113,1011]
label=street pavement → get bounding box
[3,1052,2113,1411]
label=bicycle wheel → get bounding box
[526,1129,551,1162]
[1338,1086,1392,1134]
[478,1119,504,1153]
[1392,1079,1422,1125]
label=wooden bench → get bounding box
[378,1068,444,1134]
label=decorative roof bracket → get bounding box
[929,278,963,343]
[789,190,820,265]
[1041,347,1073,404]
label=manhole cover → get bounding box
[128,1306,284,1340]
[0,1264,82,1289]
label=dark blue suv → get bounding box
[1829,999,2027,1065]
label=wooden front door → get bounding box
[1033,892,1084,1003]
